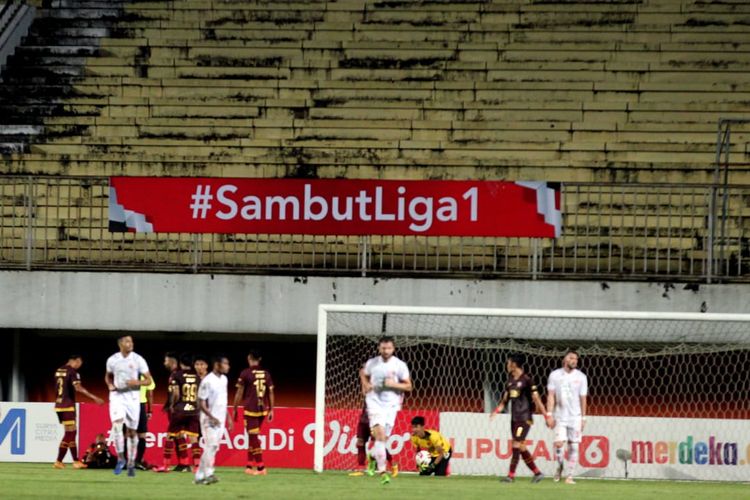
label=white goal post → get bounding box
[314,305,750,480]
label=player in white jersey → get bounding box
[194,355,233,485]
[359,336,412,484]
[546,349,588,485]
[104,335,153,477]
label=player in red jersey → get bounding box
[234,351,275,476]
[491,353,547,483]
[53,354,104,469]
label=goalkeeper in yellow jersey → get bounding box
[410,416,452,476]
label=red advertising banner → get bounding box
[109,178,561,237]
[79,404,437,471]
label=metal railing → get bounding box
[0,176,748,282]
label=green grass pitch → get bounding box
[1,464,749,499]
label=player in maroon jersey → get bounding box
[234,351,275,476]
[171,354,201,472]
[490,353,548,483]
[154,352,180,472]
[53,354,104,469]
[154,353,200,472]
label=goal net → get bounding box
[314,305,750,481]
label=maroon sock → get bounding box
[56,439,68,462]
[248,434,262,469]
[509,448,520,476]
[192,443,203,466]
[254,444,265,471]
[176,436,189,465]
[66,430,78,461]
[163,437,175,467]
[357,445,366,466]
[521,449,540,475]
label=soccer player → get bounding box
[348,404,397,477]
[410,416,452,476]
[134,373,155,470]
[490,353,546,483]
[53,354,104,469]
[173,353,202,471]
[234,351,275,476]
[193,354,209,467]
[194,355,233,485]
[547,349,589,485]
[154,352,180,472]
[105,335,153,477]
[194,355,209,380]
[360,336,412,484]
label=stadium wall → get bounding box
[0,271,748,335]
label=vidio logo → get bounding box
[0,409,26,455]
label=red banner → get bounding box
[79,404,437,470]
[109,178,561,237]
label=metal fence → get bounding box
[0,176,747,282]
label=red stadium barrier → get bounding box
[79,403,436,470]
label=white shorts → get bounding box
[200,420,224,449]
[554,418,583,443]
[109,393,141,430]
[366,403,398,437]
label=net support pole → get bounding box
[313,304,328,473]
[482,349,495,413]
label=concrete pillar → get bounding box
[10,330,24,402]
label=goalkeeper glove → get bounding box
[420,462,436,473]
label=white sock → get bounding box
[567,443,579,476]
[555,445,564,469]
[127,434,138,465]
[111,425,125,457]
[373,440,387,473]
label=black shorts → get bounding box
[136,403,148,434]
[420,450,452,476]
[511,420,532,441]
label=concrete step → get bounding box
[37,8,124,20]
[8,54,89,66]
[0,142,29,154]
[15,45,100,57]
[0,125,44,136]
[27,26,109,37]
[3,64,85,78]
